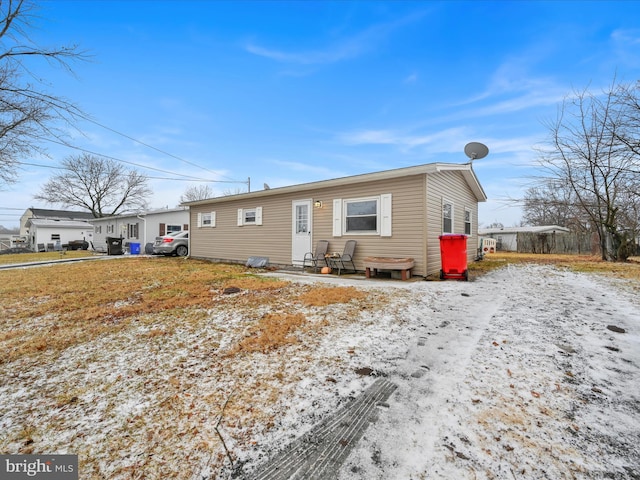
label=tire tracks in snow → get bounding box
[337,264,640,479]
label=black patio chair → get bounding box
[326,240,357,275]
[303,240,329,273]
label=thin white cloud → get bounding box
[338,126,469,153]
[270,159,337,178]
[611,28,640,46]
[451,37,570,118]
[245,41,360,65]
[470,89,566,117]
[611,28,640,67]
[336,123,543,173]
[244,10,426,66]
[339,129,398,146]
[403,73,418,84]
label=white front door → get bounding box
[292,200,312,266]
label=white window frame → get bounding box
[127,223,139,239]
[333,194,392,237]
[442,200,454,234]
[237,207,263,226]
[197,212,216,228]
[464,208,472,236]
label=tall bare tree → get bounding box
[614,80,640,160]
[537,81,640,261]
[0,0,85,187]
[522,181,591,232]
[34,154,152,217]
[180,184,214,203]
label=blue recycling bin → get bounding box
[130,242,141,255]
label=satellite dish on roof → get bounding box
[464,142,489,163]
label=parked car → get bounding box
[65,240,89,250]
[152,231,189,257]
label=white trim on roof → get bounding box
[479,225,570,235]
[26,218,92,228]
[89,207,189,222]
[183,162,487,207]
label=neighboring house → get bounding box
[185,162,487,278]
[0,234,28,252]
[20,208,95,237]
[25,218,94,252]
[91,208,189,252]
[19,208,94,251]
[479,225,570,252]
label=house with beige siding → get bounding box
[185,162,487,278]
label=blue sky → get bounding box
[1,0,640,229]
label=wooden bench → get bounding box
[363,257,415,281]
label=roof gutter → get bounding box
[183,162,487,207]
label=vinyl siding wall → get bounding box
[425,171,480,276]
[190,174,430,275]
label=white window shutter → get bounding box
[380,193,392,237]
[197,212,202,228]
[255,207,263,225]
[211,212,216,227]
[237,209,243,226]
[333,199,342,237]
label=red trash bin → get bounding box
[439,234,469,281]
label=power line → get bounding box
[16,75,245,184]
[33,141,248,185]
[79,115,232,179]
[73,113,244,184]
[15,160,247,183]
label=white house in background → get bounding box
[19,208,95,252]
[25,218,94,252]
[20,208,95,236]
[91,208,189,252]
[0,234,28,251]
[479,225,570,251]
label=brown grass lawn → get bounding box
[0,250,94,265]
[0,252,638,478]
[0,256,390,478]
[468,251,640,285]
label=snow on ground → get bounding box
[255,264,640,480]
[1,262,639,479]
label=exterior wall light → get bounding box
[314,200,323,208]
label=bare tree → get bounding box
[34,154,152,217]
[220,187,248,197]
[484,222,504,229]
[0,0,86,187]
[614,80,640,160]
[537,81,640,261]
[522,181,591,232]
[179,184,214,203]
